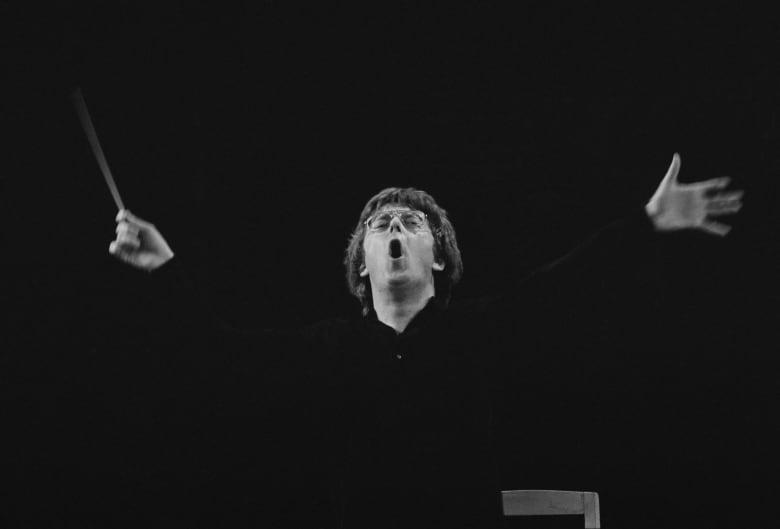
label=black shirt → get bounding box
[155,208,657,528]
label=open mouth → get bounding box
[389,239,403,259]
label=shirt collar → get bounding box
[365,295,446,335]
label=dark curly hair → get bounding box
[344,187,464,316]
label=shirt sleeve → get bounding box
[450,207,661,386]
[141,254,342,391]
[128,255,348,523]
[464,207,657,324]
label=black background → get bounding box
[2,2,778,527]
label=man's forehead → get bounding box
[375,203,412,212]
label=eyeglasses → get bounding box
[364,209,431,233]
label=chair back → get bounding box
[502,489,600,528]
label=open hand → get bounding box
[645,153,744,236]
[109,210,174,271]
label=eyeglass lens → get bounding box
[369,211,426,231]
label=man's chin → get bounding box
[387,268,426,290]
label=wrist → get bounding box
[645,200,663,230]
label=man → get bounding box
[109,153,742,528]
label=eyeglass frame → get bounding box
[363,209,439,235]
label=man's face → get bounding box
[360,204,445,293]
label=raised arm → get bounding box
[477,152,746,329]
[544,151,745,277]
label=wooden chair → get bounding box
[502,489,600,528]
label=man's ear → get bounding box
[432,260,445,272]
[359,264,369,277]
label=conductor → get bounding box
[108,153,742,528]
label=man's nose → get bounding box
[389,216,405,233]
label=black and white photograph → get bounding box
[2,2,778,527]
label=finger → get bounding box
[700,220,732,236]
[700,176,732,192]
[109,241,137,262]
[114,233,141,250]
[705,191,744,214]
[706,194,743,209]
[709,190,744,202]
[116,222,140,237]
[659,152,681,188]
[706,202,743,215]
[109,241,126,256]
[115,242,141,256]
[116,209,153,229]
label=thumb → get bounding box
[659,152,681,189]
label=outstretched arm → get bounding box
[645,153,744,236]
[478,152,746,332]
